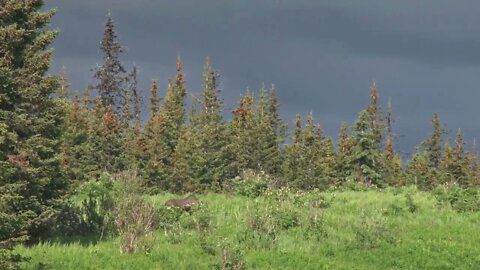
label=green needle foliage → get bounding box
[0,0,68,266]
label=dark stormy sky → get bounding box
[43,0,480,155]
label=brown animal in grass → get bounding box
[165,194,199,211]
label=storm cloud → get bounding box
[44,0,480,154]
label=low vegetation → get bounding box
[15,176,480,269]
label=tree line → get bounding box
[1,1,479,267]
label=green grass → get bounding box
[17,188,480,269]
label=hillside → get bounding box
[17,188,480,269]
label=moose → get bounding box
[165,194,200,211]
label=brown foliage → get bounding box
[7,152,30,168]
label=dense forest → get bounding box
[2,1,480,269]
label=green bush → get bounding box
[303,210,327,240]
[234,170,269,198]
[157,206,183,231]
[53,202,88,236]
[114,196,158,255]
[272,206,300,230]
[191,203,214,233]
[352,210,395,249]
[77,174,117,237]
[213,240,246,270]
[433,184,480,212]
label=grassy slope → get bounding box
[17,189,480,269]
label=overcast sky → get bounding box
[43,0,480,155]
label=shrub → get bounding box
[214,240,247,270]
[241,206,279,248]
[53,202,88,236]
[157,206,183,232]
[112,170,159,255]
[405,193,418,213]
[433,184,480,212]
[272,206,300,230]
[233,170,269,198]
[303,210,327,240]
[77,173,117,237]
[191,202,214,233]
[114,197,158,255]
[352,210,395,249]
[293,189,335,209]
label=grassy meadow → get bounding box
[17,188,480,269]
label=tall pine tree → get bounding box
[0,0,67,264]
[92,13,127,115]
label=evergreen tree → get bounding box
[173,59,233,191]
[92,13,127,115]
[424,113,447,169]
[381,97,403,186]
[160,57,187,154]
[268,84,288,144]
[470,139,480,186]
[366,81,384,145]
[229,86,283,175]
[127,64,141,121]
[283,114,306,188]
[148,80,160,115]
[405,151,438,189]
[230,92,256,173]
[57,66,71,99]
[0,0,67,263]
[123,118,146,171]
[348,110,383,186]
[406,114,447,189]
[140,81,167,189]
[254,86,284,175]
[197,59,233,189]
[440,130,473,186]
[86,99,125,176]
[61,94,92,183]
[142,111,171,190]
[336,121,355,184]
[283,113,335,190]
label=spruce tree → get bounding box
[86,99,125,176]
[141,79,172,191]
[406,114,447,189]
[283,113,334,190]
[268,84,288,144]
[142,112,171,190]
[336,121,355,184]
[173,59,232,191]
[61,94,92,183]
[254,86,284,175]
[424,113,447,169]
[0,0,67,263]
[92,13,127,115]
[440,130,473,186]
[148,80,160,115]
[159,57,187,155]
[366,81,384,145]
[381,98,403,186]
[348,110,383,186]
[230,92,256,173]
[197,59,233,189]
[283,114,305,188]
[57,66,71,99]
[127,64,141,121]
[405,151,437,189]
[470,139,480,186]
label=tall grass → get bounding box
[17,188,480,269]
